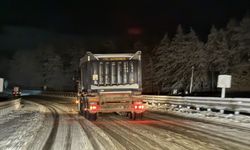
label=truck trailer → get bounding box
[77,51,145,120]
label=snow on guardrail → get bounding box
[143,95,250,114]
[41,91,77,98]
[0,98,21,116]
[39,91,250,114]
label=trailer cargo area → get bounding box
[77,51,145,120]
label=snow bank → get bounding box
[147,104,250,128]
[0,98,21,117]
[0,100,46,150]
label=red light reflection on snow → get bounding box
[94,118,160,126]
[127,120,159,124]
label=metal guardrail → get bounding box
[42,91,77,98]
[143,95,250,114]
[39,91,250,114]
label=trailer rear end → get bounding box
[77,51,145,120]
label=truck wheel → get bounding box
[89,113,97,121]
[79,105,84,115]
[92,113,97,121]
[128,112,132,119]
[136,113,143,120]
[86,111,97,121]
[84,110,87,117]
[126,112,130,117]
[85,111,89,119]
[128,112,136,120]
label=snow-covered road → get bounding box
[0,96,250,150]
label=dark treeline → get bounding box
[0,15,250,92]
[142,15,250,94]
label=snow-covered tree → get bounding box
[153,26,208,93]
[163,25,187,91]
[168,27,208,92]
[230,15,250,90]
[226,19,239,51]
[208,27,231,73]
[232,15,250,64]
[153,34,171,92]
[185,28,208,91]
[205,26,231,90]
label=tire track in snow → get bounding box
[105,115,201,150]
[42,106,59,150]
[118,119,216,150]
[95,115,169,150]
[146,112,250,144]
[51,103,123,150]
[43,100,94,150]
[97,114,216,150]
[95,121,142,150]
[144,113,250,150]
[65,125,72,150]
[24,97,95,150]
[47,103,100,150]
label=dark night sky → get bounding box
[0,0,250,53]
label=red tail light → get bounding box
[90,105,97,110]
[134,104,144,110]
[89,104,99,111]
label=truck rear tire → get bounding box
[129,112,143,120]
[135,113,143,120]
[86,111,97,121]
[128,112,136,120]
[79,105,84,115]
[92,113,97,121]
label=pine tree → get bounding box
[154,26,208,93]
[226,19,238,51]
[230,15,250,90]
[185,28,208,91]
[206,26,230,91]
[206,26,229,72]
[153,33,171,92]
[167,25,194,92]
[232,15,250,64]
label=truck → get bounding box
[12,86,21,97]
[77,51,145,120]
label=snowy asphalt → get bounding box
[0,96,250,150]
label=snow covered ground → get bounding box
[0,101,46,150]
[147,104,250,128]
[0,96,250,150]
